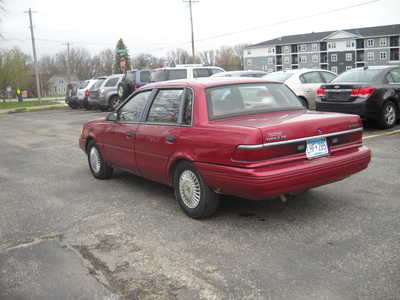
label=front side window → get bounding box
[147,89,184,123]
[119,90,152,122]
[206,83,303,120]
[93,79,105,89]
[320,72,336,82]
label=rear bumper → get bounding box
[195,146,371,200]
[316,100,376,120]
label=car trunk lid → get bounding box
[319,83,374,102]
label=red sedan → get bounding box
[79,78,371,218]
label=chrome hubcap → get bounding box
[179,170,201,209]
[89,147,101,174]
[118,87,123,97]
[384,104,396,125]
[111,97,119,109]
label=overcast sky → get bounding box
[1,0,399,58]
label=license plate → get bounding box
[306,138,329,159]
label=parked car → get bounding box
[150,65,225,82]
[65,81,81,109]
[77,77,107,109]
[316,65,400,129]
[211,70,267,78]
[118,69,151,102]
[263,69,337,109]
[88,74,123,111]
[79,78,371,219]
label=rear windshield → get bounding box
[332,69,382,83]
[206,83,303,120]
[79,81,89,89]
[263,72,294,82]
[92,79,105,89]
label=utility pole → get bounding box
[63,42,72,82]
[25,8,41,102]
[183,0,199,62]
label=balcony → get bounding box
[390,48,399,61]
[390,36,399,47]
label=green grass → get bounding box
[0,100,59,110]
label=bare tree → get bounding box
[215,46,241,71]
[232,43,251,70]
[198,49,216,66]
[91,49,114,77]
[166,48,191,66]
[132,53,165,69]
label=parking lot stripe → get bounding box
[363,129,400,140]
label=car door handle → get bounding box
[125,131,135,137]
[165,136,175,143]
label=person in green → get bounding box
[16,88,23,102]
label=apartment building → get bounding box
[244,24,400,74]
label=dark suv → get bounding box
[117,69,151,101]
[316,65,400,128]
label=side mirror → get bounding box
[106,112,118,122]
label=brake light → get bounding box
[350,88,375,98]
[233,143,303,162]
[316,88,326,96]
[85,89,90,97]
[133,84,140,90]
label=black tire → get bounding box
[83,97,91,110]
[173,161,219,219]
[378,101,397,129]
[67,103,78,109]
[298,97,309,109]
[87,140,113,179]
[109,95,120,111]
[117,83,128,101]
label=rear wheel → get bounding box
[173,162,219,219]
[379,101,397,129]
[87,140,113,179]
[83,98,91,110]
[109,95,120,111]
[298,97,309,109]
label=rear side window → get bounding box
[320,72,336,83]
[193,68,211,78]
[147,89,184,123]
[168,69,187,80]
[104,77,119,87]
[300,72,323,83]
[92,79,105,89]
[210,68,223,75]
[119,90,152,122]
[182,89,193,125]
[206,83,303,120]
[140,71,151,83]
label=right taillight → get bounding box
[232,143,304,162]
[316,88,326,96]
[85,89,90,97]
[351,88,374,98]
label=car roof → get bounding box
[214,70,267,75]
[269,68,335,75]
[154,66,224,70]
[143,77,281,89]
[349,65,400,71]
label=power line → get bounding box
[24,8,41,102]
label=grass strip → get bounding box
[0,100,59,109]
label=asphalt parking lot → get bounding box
[0,109,399,300]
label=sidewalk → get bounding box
[0,103,68,115]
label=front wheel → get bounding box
[379,101,397,129]
[109,95,120,111]
[173,162,219,219]
[87,140,113,179]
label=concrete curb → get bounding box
[0,103,68,115]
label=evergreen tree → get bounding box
[113,38,131,73]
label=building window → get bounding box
[331,54,337,62]
[312,55,319,63]
[331,66,338,73]
[267,57,274,64]
[346,66,352,71]
[300,45,307,52]
[367,52,374,61]
[346,40,353,48]
[379,38,387,47]
[311,43,318,51]
[328,42,336,49]
[380,51,387,60]
[300,56,307,63]
[247,59,252,66]
[345,53,352,61]
[284,56,290,64]
[367,39,374,47]
[284,46,290,53]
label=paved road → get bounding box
[0,110,399,300]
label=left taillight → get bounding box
[316,88,326,96]
[85,89,90,97]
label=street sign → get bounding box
[119,57,127,72]
[116,49,128,54]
